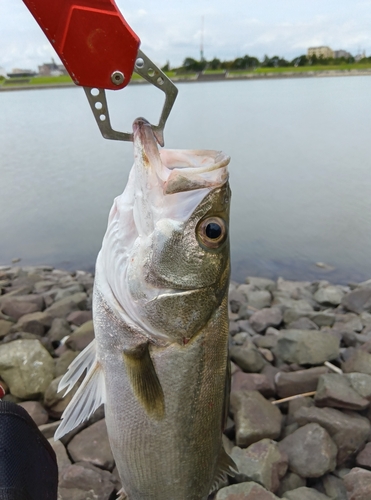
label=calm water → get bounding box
[1,77,371,283]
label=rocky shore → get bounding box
[1,266,371,499]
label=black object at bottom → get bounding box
[0,401,58,500]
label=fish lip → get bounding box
[133,117,162,148]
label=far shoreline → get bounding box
[1,67,371,92]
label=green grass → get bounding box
[30,75,73,84]
[254,63,371,73]
[203,69,226,74]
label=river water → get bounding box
[1,76,371,283]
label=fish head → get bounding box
[98,118,231,343]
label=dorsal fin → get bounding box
[123,342,165,419]
[54,340,106,440]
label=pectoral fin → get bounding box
[123,342,165,419]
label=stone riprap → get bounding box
[1,266,371,498]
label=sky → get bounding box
[1,0,371,73]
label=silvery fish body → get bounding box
[55,118,234,499]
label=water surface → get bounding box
[1,76,371,283]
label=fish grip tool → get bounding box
[22,0,178,146]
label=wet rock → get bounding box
[230,390,282,447]
[315,373,370,410]
[286,317,319,330]
[67,310,93,326]
[344,372,371,400]
[356,442,371,469]
[18,401,49,426]
[343,467,371,500]
[0,294,44,321]
[249,307,282,333]
[293,406,370,464]
[230,343,266,373]
[55,350,79,377]
[276,472,306,497]
[230,439,288,492]
[274,330,340,365]
[231,371,275,397]
[342,288,371,314]
[0,319,13,338]
[215,482,279,500]
[0,339,54,399]
[58,461,115,500]
[342,349,371,375]
[45,292,87,319]
[278,423,337,478]
[66,320,94,351]
[282,486,330,500]
[67,419,115,470]
[48,318,71,343]
[275,367,328,399]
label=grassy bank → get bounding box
[1,63,371,90]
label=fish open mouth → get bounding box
[133,117,229,195]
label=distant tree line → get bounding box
[167,54,371,73]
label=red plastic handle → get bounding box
[23,0,140,90]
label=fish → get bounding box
[55,117,235,499]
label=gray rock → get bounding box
[0,294,44,321]
[246,277,276,291]
[47,438,71,473]
[230,390,282,447]
[13,310,53,335]
[278,423,337,478]
[274,330,340,365]
[245,290,272,310]
[314,286,344,306]
[283,301,314,324]
[253,333,278,349]
[38,420,61,440]
[249,307,282,333]
[275,366,328,398]
[342,288,371,314]
[310,312,336,328]
[334,313,363,333]
[53,284,85,302]
[315,373,370,410]
[0,319,13,338]
[283,486,330,500]
[0,340,54,399]
[216,482,280,500]
[58,461,115,500]
[276,472,306,497]
[229,343,266,373]
[229,289,247,313]
[231,371,275,397]
[232,332,250,345]
[342,349,371,375]
[344,372,371,400]
[33,280,55,293]
[230,440,288,492]
[287,317,319,330]
[45,292,87,319]
[356,442,371,469]
[344,467,371,500]
[18,401,49,426]
[293,406,370,464]
[66,320,94,351]
[286,397,315,425]
[66,310,92,326]
[44,375,78,419]
[320,473,348,500]
[67,419,115,470]
[55,350,79,377]
[49,318,71,343]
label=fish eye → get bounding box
[197,216,227,249]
